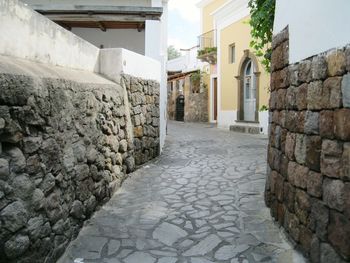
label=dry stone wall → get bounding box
[0,67,160,262]
[184,92,208,123]
[122,75,160,166]
[265,27,350,263]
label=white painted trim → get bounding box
[210,74,218,123]
[217,110,237,129]
[213,0,250,31]
[196,0,214,8]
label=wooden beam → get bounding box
[97,21,106,32]
[45,14,159,22]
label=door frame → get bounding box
[210,74,218,123]
[235,49,261,122]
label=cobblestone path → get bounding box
[58,121,305,263]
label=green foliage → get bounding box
[197,47,217,57]
[259,104,269,111]
[190,70,208,93]
[248,0,275,72]
[167,45,181,60]
[190,71,201,84]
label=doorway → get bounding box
[213,77,218,121]
[243,60,256,121]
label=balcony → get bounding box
[197,30,217,64]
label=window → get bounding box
[229,44,235,63]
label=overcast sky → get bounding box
[168,0,200,51]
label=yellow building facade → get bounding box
[197,0,270,134]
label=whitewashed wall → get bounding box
[0,0,99,72]
[167,47,208,73]
[72,28,146,55]
[22,0,152,8]
[274,0,350,63]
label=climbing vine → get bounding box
[248,0,275,72]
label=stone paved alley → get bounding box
[58,122,305,263]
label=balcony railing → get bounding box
[197,30,217,64]
[198,30,216,49]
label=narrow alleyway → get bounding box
[58,121,305,263]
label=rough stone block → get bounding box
[294,164,309,189]
[276,89,287,110]
[307,81,328,110]
[298,60,312,83]
[320,243,347,263]
[271,41,289,71]
[304,111,319,135]
[346,45,350,72]
[289,64,300,86]
[280,154,289,177]
[327,49,347,76]
[286,86,297,110]
[287,211,301,242]
[269,91,277,110]
[324,77,343,109]
[4,234,30,259]
[299,225,313,253]
[285,111,304,133]
[307,171,323,198]
[0,158,10,180]
[280,128,288,153]
[341,73,350,108]
[271,67,289,91]
[270,170,278,194]
[342,143,350,181]
[287,161,298,186]
[319,110,334,139]
[296,83,308,110]
[295,189,311,224]
[305,136,322,172]
[334,108,350,140]
[311,55,328,80]
[321,140,343,178]
[323,178,345,212]
[294,134,306,165]
[272,27,289,50]
[328,210,350,259]
[283,182,295,212]
[310,236,320,263]
[310,198,329,241]
[276,173,284,202]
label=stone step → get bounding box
[229,125,261,134]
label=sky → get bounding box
[168,0,200,52]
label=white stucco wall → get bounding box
[22,0,152,8]
[0,0,100,72]
[274,0,350,63]
[72,28,146,55]
[99,48,161,83]
[167,48,207,73]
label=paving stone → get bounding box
[57,122,305,263]
[124,252,156,263]
[153,222,187,246]
[183,234,221,256]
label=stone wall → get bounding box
[122,75,160,166]
[265,27,350,263]
[0,61,160,263]
[184,92,208,123]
